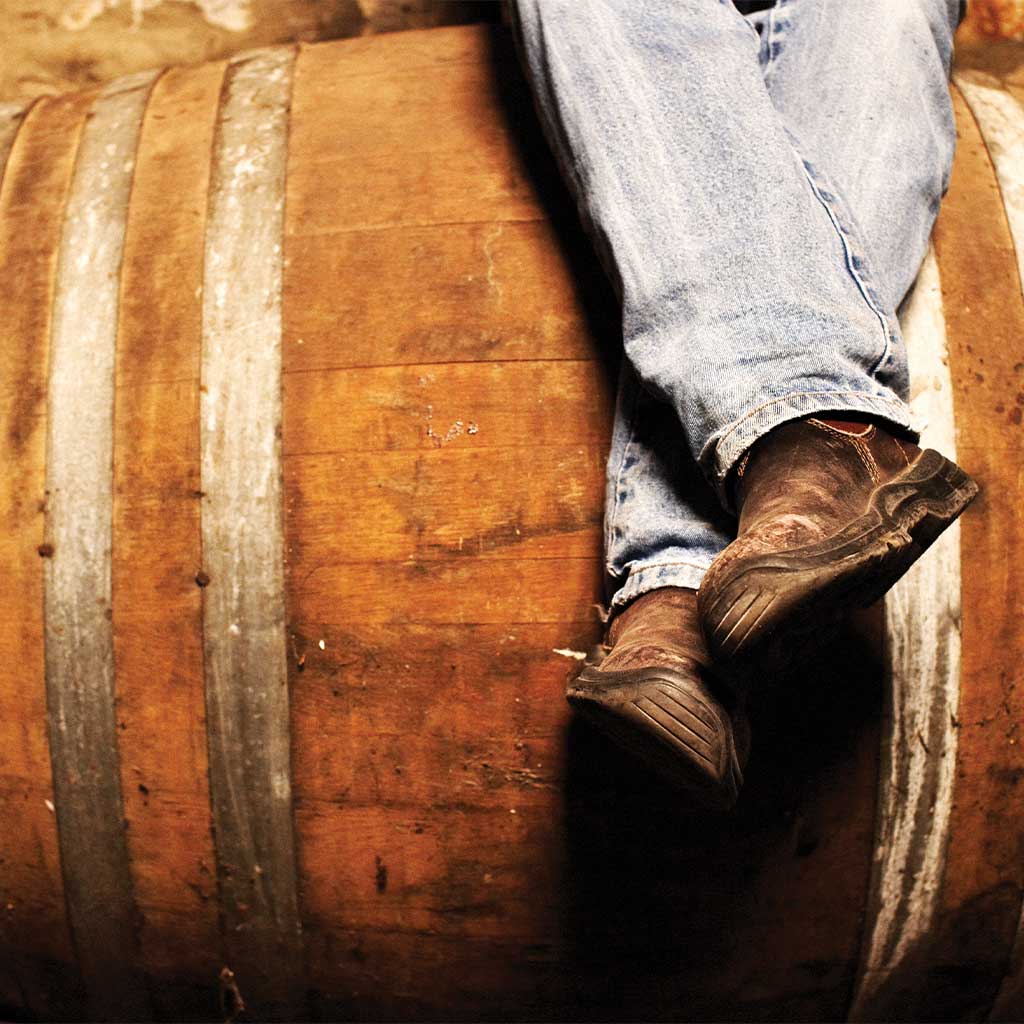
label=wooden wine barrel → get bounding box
[0,26,1021,1022]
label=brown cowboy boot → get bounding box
[567,587,748,810]
[698,416,979,680]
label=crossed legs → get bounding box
[508,0,975,805]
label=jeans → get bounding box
[507,0,963,613]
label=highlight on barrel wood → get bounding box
[111,58,224,1019]
[0,25,1021,1024]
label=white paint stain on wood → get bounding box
[60,0,252,32]
[424,402,479,447]
[552,648,587,660]
[848,246,963,1020]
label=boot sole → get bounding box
[567,665,743,811]
[699,448,978,682]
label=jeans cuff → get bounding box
[702,389,918,510]
[607,559,710,616]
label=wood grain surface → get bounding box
[922,83,1024,1023]
[282,29,879,1023]
[0,25,1021,1023]
[112,60,224,1019]
[0,90,95,1021]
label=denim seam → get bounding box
[762,1,781,82]
[733,0,765,48]
[757,0,896,378]
[790,142,895,375]
[603,374,642,580]
[753,0,897,378]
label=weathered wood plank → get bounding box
[200,46,304,1017]
[289,622,588,801]
[283,221,596,370]
[950,73,1024,1024]
[111,61,224,1010]
[293,556,603,627]
[0,89,97,1022]
[921,84,1024,1022]
[286,32,540,234]
[281,360,614,456]
[283,445,606,565]
[956,72,1024,298]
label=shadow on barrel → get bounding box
[483,25,892,1023]
[559,610,885,1023]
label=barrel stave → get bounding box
[0,89,101,1022]
[1,25,1023,1023]
[111,61,224,1014]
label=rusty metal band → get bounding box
[43,70,159,1020]
[848,246,962,1021]
[0,102,30,186]
[954,72,1024,1023]
[200,47,303,1004]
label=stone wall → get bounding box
[0,0,500,102]
[0,1,1020,106]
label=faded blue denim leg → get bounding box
[751,0,961,315]
[507,0,962,614]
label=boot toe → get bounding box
[699,448,979,679]
[568,666,743,811]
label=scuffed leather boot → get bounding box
[698,417,979,680]
[567,587,747,810]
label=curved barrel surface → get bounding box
[0,27,1021,1023]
